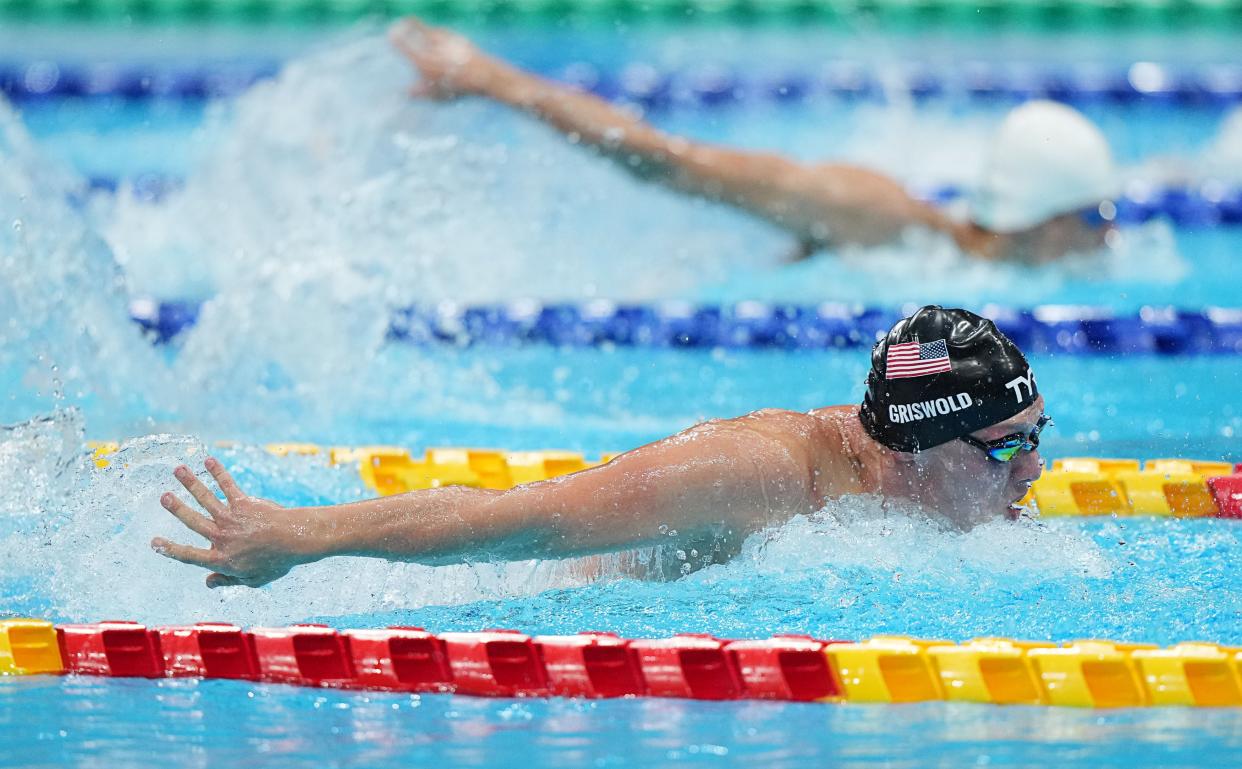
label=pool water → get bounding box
[1,20,1241,769]
[5,675,1242,768]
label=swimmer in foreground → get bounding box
[152,306,1047,588]
[387,18,1119,265]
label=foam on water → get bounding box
[0,102,171,431]
[1203,105,1242,182]
[101,31,780,307]
[328,511,1241,644]
[0,419,613,625]
[0,72,557,440]
[701,217,1184,304]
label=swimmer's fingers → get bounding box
[409,81,460,101]
[205,573,268,589]
[151,537,220,570]
[173,464,225,516]
[160,492,219,540]
[204,457,245,504]
[206,573,239,588]
[389,17,433,50]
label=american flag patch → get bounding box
[886,339,952,379]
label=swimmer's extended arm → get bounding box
[151,410,829,588]
[389,18,953,248]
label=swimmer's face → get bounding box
[913,396,1046,528]
[1021,208,1115,262]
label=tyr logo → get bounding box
[1004,370,1037,403]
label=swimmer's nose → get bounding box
[1014,448,1043,485]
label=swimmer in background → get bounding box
[152,307,1048,588]
[385,17,1120,265]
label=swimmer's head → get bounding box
[860,306,1045,524]
[971,101,1120,261]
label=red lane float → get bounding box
[19,618,1242,709]
[630,634,744,700]
[1208,474,1242,518]
[535,632,645,698]
[344,626,453,692]
[726,634,844,701]
[249,624,354,687]
[158,623,258,679]
[57,621,164,678]
[440,629,549,697]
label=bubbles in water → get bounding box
[0,412,630,624]
[727,495,1111,580]
[1202,105,1242,182]
[700,217,1186,306]
[101,32,780,309]
[0,102,171,432]
[0,408,84,521]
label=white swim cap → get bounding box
[971,100,1119,233]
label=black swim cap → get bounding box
[859,306,1038,453]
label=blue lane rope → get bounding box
[84,175,1242,229]
[129,299,1242,354]
[4,59,1242,106]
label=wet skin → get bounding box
[151,398,1046,588]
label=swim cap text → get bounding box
[1004,370,1037,404]
[888,393,974,424]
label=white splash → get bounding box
[725,495,1112,581]
[1202,105,1242,182]
[0,102,170,433]
[700,217,1185,305]
[101,32,782,309]
[0,416,620,624]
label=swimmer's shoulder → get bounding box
[724,407,871,501]
[733,405,855,438]
[717,405,861,459]
[805,404,862,439]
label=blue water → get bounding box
[2,22,1242,769]
[5,675,1242,768]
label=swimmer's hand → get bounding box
[389,17,501,100]
[151,458,309,589]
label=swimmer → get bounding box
[387,17,1119,265]
[152,306,1047,588]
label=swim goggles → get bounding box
[959,414,1052,463]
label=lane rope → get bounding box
[5,59,1242,106]
[126,300,1242,355]
[4,619,1241,707]
[2,0,1242,27]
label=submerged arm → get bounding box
[152,410,831,587]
